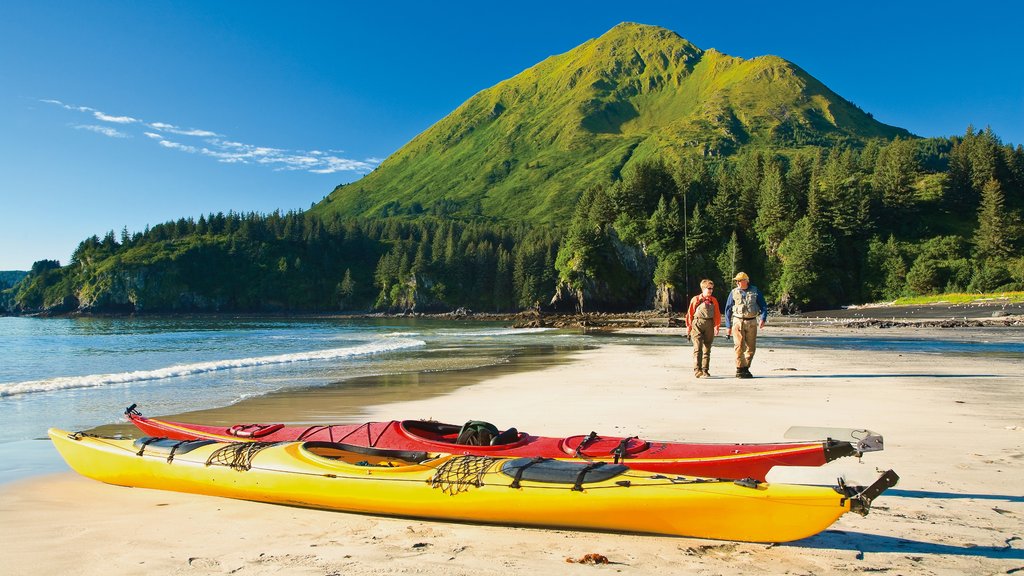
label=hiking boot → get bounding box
[735,369,745,378]
[694,371,704,378]
[739,367,754,379]
[702,370,710,378]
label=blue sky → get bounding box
[1,1,1021,270]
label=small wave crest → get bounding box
[0,338,426,398]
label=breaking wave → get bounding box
[0,338,426,397]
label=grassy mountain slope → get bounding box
[315,22,911,224]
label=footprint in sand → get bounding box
[187,557,220,569]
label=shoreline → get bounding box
[5,298,1023,329]
[2,328,1022,574]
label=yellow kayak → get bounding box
[49,429,898,543]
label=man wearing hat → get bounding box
[723,272,768,378]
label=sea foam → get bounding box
[0,337,426,397]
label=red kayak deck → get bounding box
[126,406,867,481]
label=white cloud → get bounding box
[74,124,129,138]
[43,98,380,175]
[43,99,94,113]
[149,122,219,137]
[156,139,198,153]
[309,156,377,174]
[93,111,138,124]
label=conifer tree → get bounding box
[973,178,1014,261]
[708,167,739,231]
[687,203,711,256]
[715,230,741,285]
[646,196,682,257]
[873,137,919,216]
[754,161,789,257]
[494,248,513,311]
[778,217,839,309]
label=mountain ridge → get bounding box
[312,22,910,224]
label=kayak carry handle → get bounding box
[574,431,599,458]
[785,426,884,454]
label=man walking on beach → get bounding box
[685,279,721,378]
[724,272,767,378]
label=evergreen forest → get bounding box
[4,127,1021,315]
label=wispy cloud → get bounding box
[43,99,379,175]
[93,111,138,124]
[149,122,219,137]
[75,124,129,138]
[156,139,198,153]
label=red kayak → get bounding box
[125,404,882,481]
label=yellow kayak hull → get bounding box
[50,428,860,543]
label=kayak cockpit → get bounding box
[400,420,528,448]
[297,441,434,468]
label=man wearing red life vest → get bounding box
[685,279,721,378]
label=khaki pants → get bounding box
[733,317,758,369]
[690,319,715,373]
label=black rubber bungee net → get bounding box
[429,455,497,495]
[205,442,277,471]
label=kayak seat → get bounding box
[490,427,519,446]
[132,437,217,456]
[500,457,628,485]
[456,420,500,446]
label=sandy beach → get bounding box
[2,324,1022,575]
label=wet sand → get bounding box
[2,325,1022,575]
[90,344,586,437]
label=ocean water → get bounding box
[2,316,1020,483]
[765,331,1024,358]
[0,316,603,445]
[1,316,615,482]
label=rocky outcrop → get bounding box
[77,268,147,313]
[654,283,683,312]
[550,229,655,312]
[380,273,448,313]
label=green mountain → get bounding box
[313,22,910,224]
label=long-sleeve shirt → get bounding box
[685,295,721,331]
[723,285,768,328]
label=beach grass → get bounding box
[891,291,1024,306]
